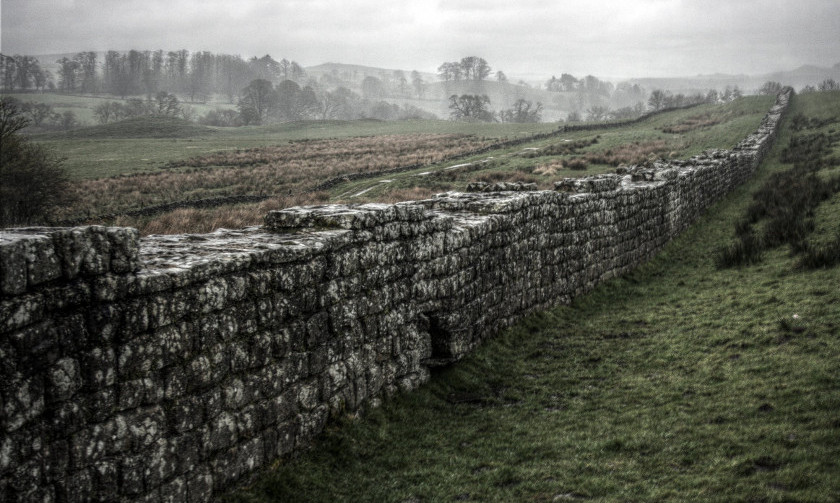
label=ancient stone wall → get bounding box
[0,89,791,502]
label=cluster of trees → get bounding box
[234,78,435,125]
[93,92,184,124]
[756,79,839,95]
[545,74,647,120]
[0,98,70,226]
[545,73,616,97]
[647,87,737,111]
[499,99,544,123]
[314,68,427,100]
[2,97,80,130]
[758,81,783,95]
[97,51,306,102]
[578,103,647,122]
[438,57,492,82]
[1,54,51,91]
[799,79,839,93]
[448,94,543,123]
[1,51,309,103]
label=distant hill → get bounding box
[627,64,840,94]
[762,64,840,90]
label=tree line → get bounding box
[0,51,308,103]
[438,56,493,82]
[232,78,435,125]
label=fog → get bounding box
[2,0,839,80]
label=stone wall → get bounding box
[0,89,791,502]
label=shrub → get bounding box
[715,229,764,268]
[564,158,588,170]
[716,116,840,269]
[0,98,71,227]
[797,233,840,269]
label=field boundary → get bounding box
[0,91,789,502]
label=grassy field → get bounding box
[222,91,840,502]
[328,96,774,204]
[21,94,776,235]
[24,104,559,181]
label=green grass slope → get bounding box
[224,91,840,502]
[328,95,775,203]
[33,117,558,180]
[36,115,214,139]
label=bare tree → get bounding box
[818,79,839,91]
[499,99,542,123]
[586,105,610,121]
[648,89,669,111]
[759,81,783,95]
[1,98,71,226]
[411,70,425,98]
[0,98,29,140]
[238,79,277,124]
[448,94,494,121]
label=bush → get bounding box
[564,158,588,170]
[716,117,840,269]
[797,233,840,269]
[0,98,71,227]
[715,229,764,268]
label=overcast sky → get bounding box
[2,0,839,81]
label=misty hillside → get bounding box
[628,63,840,95]
[11,50,838,125]
[306,62,438,86]
[304,62,574,121]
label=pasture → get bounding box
[23,93,776,235]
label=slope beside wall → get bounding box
[0,89,791,502]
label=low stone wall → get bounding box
[0,89,791,502]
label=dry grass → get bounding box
[661,110,736,134]
[534,163,562,176]
[111,192,330,236]
[583,139,674,166]
[361,187,441,205]
[166,135,488,169]
[522,137,599,158]
[58,134,493,221]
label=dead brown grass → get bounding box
[111,192,330,236]
[583,140,672,166]
[58,134,493,222]
[522,137,599,158]
[661,110,735,134]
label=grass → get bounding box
[222,91,840,502]
[29,114,559,181]
[328,96,775,205]
[38,115,214,139]
[715,91,840,268]
[22,93,775,234]
[52,134,495,227]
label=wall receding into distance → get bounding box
[0,89,791,502]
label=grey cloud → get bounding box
[1,0,839,79]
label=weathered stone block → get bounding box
[46,357,82,403]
